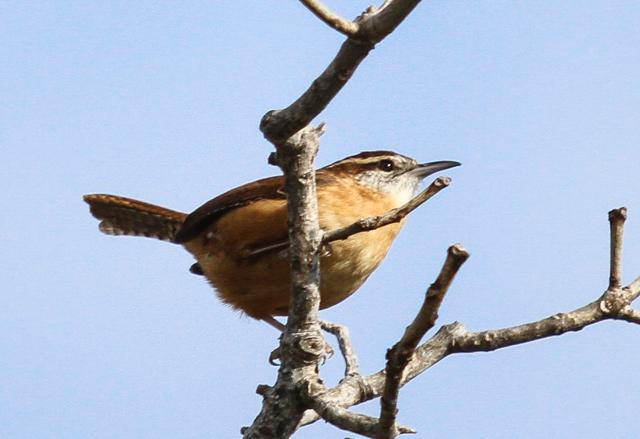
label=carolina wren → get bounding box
[84,151,459,330]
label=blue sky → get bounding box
[2,1,639,438]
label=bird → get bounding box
[84,150,459,331]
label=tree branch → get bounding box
[320,320,359,376]
[360,0,422,44]
[404,261,640,384]
[243,125,326,438]
[323,176,450,244]
[303,383,415,438]
[609,207,627,290]
[275,126,325,332]
[260,0,424,143]
[378,244,469,438]
[304,281,640,430]
[617,306,640,325]
[626,276,640,301]
[299,0,359,37]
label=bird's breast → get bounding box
[316,183,405,308]
[184,182,407,318]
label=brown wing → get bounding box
[174,175,286,243]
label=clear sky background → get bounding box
[2,1,639,438]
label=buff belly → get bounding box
[184,187,405,319]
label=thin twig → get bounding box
[323,176,451,244]
[299,0,359,37]
[608,207,627,290]
[305,391,415,438]
[320,320,359,376]
[451,302,603,352]
[378,244,469,438]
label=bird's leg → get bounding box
[263,316,286,332]
[263,317,285,365]
[319,320,359,376]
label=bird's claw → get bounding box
[268,347,281,366]
[268,342,334,365]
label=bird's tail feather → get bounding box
[83,194,187,243]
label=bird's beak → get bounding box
[411,160,461,178]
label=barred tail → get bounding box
[83,194,187,243]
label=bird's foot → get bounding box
[268,341,334,366]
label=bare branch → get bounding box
[608,207,628,290]
[274,125,325,331]
[378,244,469,438]
[260,1,425,143]
[618,306,640,325]
[323,176,451,244]
[299,0,359,37]
[260,39,373,143]
[626,276,640,301]
[243,125,325,438]
[305,391,415,438]
[306,293,639,430]
[320,320,359,376]
[451,302,604,353]
[361,0,422,43]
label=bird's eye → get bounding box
[378,159,394,172]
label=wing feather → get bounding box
[174,175,286,243]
